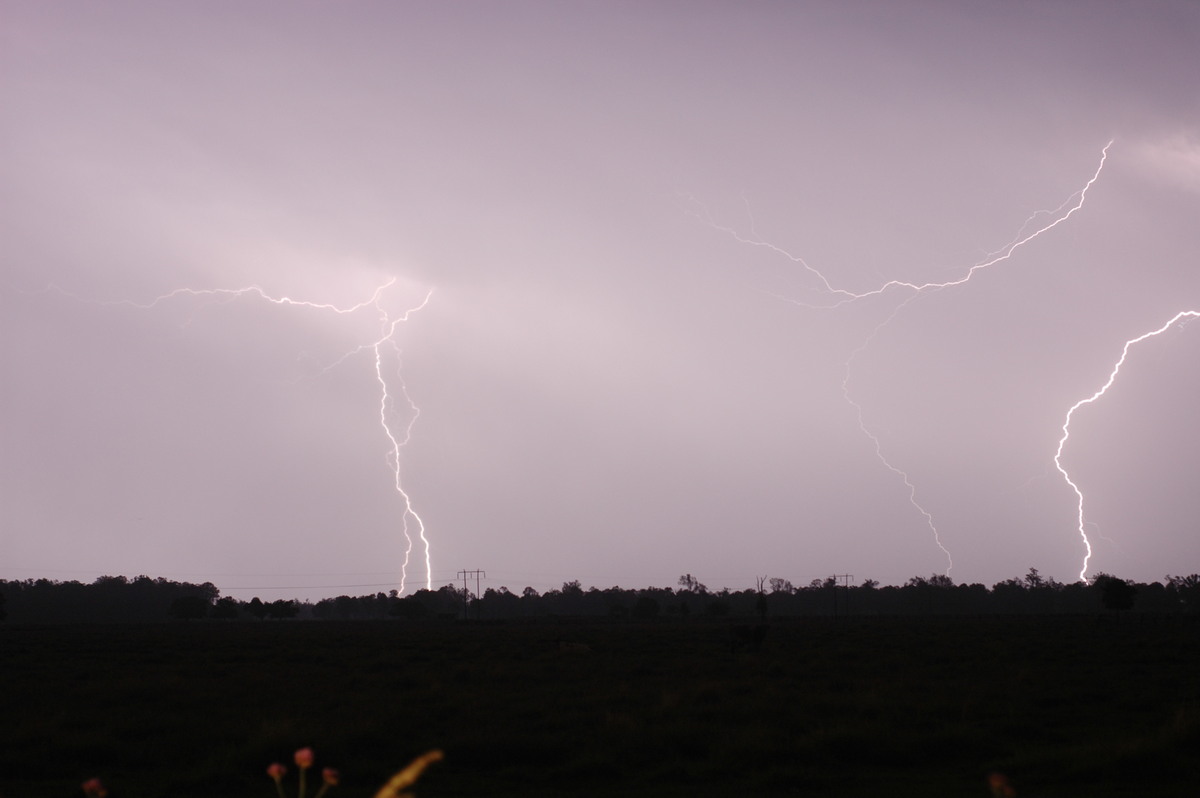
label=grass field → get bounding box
[3,615,1199,796]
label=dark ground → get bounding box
[3,615,1199,797]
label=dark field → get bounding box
[3,616,1199,797]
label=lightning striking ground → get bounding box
[1054,310,1199,582]
[693,142,1114,575]
[367,293,434,592]
[39,279,435,592]
[842,292,955,574]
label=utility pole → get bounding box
[829,574,853,618]
[458,569,485,619]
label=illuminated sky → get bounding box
[3,1,1199,601]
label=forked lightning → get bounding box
[695,142,1116,577]
[41,279,434,592]
[1055,310,1199,581]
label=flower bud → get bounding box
[295,747,315,769]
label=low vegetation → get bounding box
[4,569,1200,624]
[3,608,1199,795]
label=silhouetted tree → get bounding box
[397,588,457,618]
[385,594,422,619]
[517,586,539,615]
[266,599,299,619]
[558,580,585,615]
[169,595,209,621]
[1093,574,1136,612]
[245,597,268,620]
[1133,579,1173,612]
[480,586,521,618]
[992,577,1029,613]
[904,574,954,614]
[1167,574,1200,613]
[210,597,239,619]
[332,595,357,619]
[842,579,878,615]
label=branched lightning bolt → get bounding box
[1054,310,1199,582]
[690,141,1112,308]
[691,142,1113,573]
[367,293,434,593]
[38,279,435,592]
[40,279,398,313]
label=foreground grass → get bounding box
[3,615,1199,796]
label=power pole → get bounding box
[458,569,486,618]
[829,574,853,618]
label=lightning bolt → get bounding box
[1054,310,1199,582]
[41,279,398,313]
[842,292,954,573]
[691,141,1112,307]
[37,278,435,592]
[692,141,1113,574]
[368,292,434,593]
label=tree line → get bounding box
[3,569,1200,624]
[0,576,298,624]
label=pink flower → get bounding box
[267,762,287,781]
[81,778,108,797]
[322,767,340,786]
[294,747,315,769]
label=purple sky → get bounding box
[3,2,1199,602]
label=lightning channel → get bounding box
[691,141,1112,307]
[367,292,434,593]
[691,141,1113,575]
[38,278,435,592]
[40,279,398,313]
[1054,310,1199,582]
[842,291,955,574]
